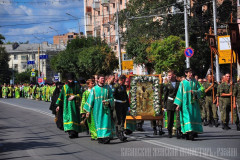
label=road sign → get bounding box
[32,68,35,72]
[39,55,48,59]
[31,72,36,77]
[27,61,35,64]
[184,47,194,58]
[218,35,236,64]
[38,77,43,83]
[54,76,59,81]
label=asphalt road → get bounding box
[0,98,240,160]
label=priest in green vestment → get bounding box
[81,79,97,140]
[84,74,114,144]
[15,85,20,99]
[56,73,84,138]
[2,83,8,98]
[174,68,203,140]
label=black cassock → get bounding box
[49,86,64,130]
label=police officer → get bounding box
[163,70,180,138]
[113,75,129,141]
[203,74,219,127]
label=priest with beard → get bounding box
[84,74,114,144]
[56,73,83,138]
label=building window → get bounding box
[114,46,117,50]
[21,63,27,70]
[14,64,18,70]
[68,35,73,38]
[21,55,27,60]
[14,55,18,60]
[120,0,122,5]
[98,11,100,15]
[238,0,240,6]
[123,54,131,61]
[32,54,35,60]
[106,6,109,12]
[113,3,115,8]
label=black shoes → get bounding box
[68,130,78,139]
[208,120,213,127]
[214,119,219,127]
[237,124,240,131]
[168,131,172,138]
[153,127,157,135]
[118,131,127,142]
[98,138,110,144]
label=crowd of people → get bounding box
[1,68,240,143]
[0,83,56,101]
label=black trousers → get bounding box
[115,102,128,132]
[167,110,175,132]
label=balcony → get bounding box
[86,25,93,32]
[86,6,92,15]
[92,1,100,11]
[94,21,101,30]
[109,14,114,25]
[102,17,110,27]
[109,0,115,3]
[110,35,117,45]
[101,0,109,6]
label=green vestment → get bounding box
[2,86,8,97]
[174,79,203,134]
[56,84,84,132]
[81,89,97,139]
[15,87,20,98]
[84,85,114,138]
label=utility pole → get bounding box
[38,45,40,77]
[213,0,220,82]
[184,0,190,68]
[116,2,122,75]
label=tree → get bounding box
[51,37,118,80]
[148,36,186,75]
[118,0,185,74]
[0,34,11,84]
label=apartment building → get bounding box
[53,32,83,46]
[238,0,240,23]
[83,0,138,75]
[3,42,65,82]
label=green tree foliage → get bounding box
[51,37,118,80]
[15,69,38,84]
[148,36,185,75]
[0,34,11,84]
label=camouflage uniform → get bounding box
[219,82,232,129]
[202,81,218,127]
[232,82,240,130]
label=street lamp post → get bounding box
[49,27,59,35]
[66,13,81,37]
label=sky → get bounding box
[0,0,85,44]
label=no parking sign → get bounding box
[184,47,194,58]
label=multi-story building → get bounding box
[84,0,138,75]
[238,0,240,23]
[3,42,65,83]
[53,32,83,46]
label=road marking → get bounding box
[127,137,229,160]
[0,100,230,160]
[0,100,54,118]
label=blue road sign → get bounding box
[39,55,48,59]
[27,61,35,64]
[184,47,194,58]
